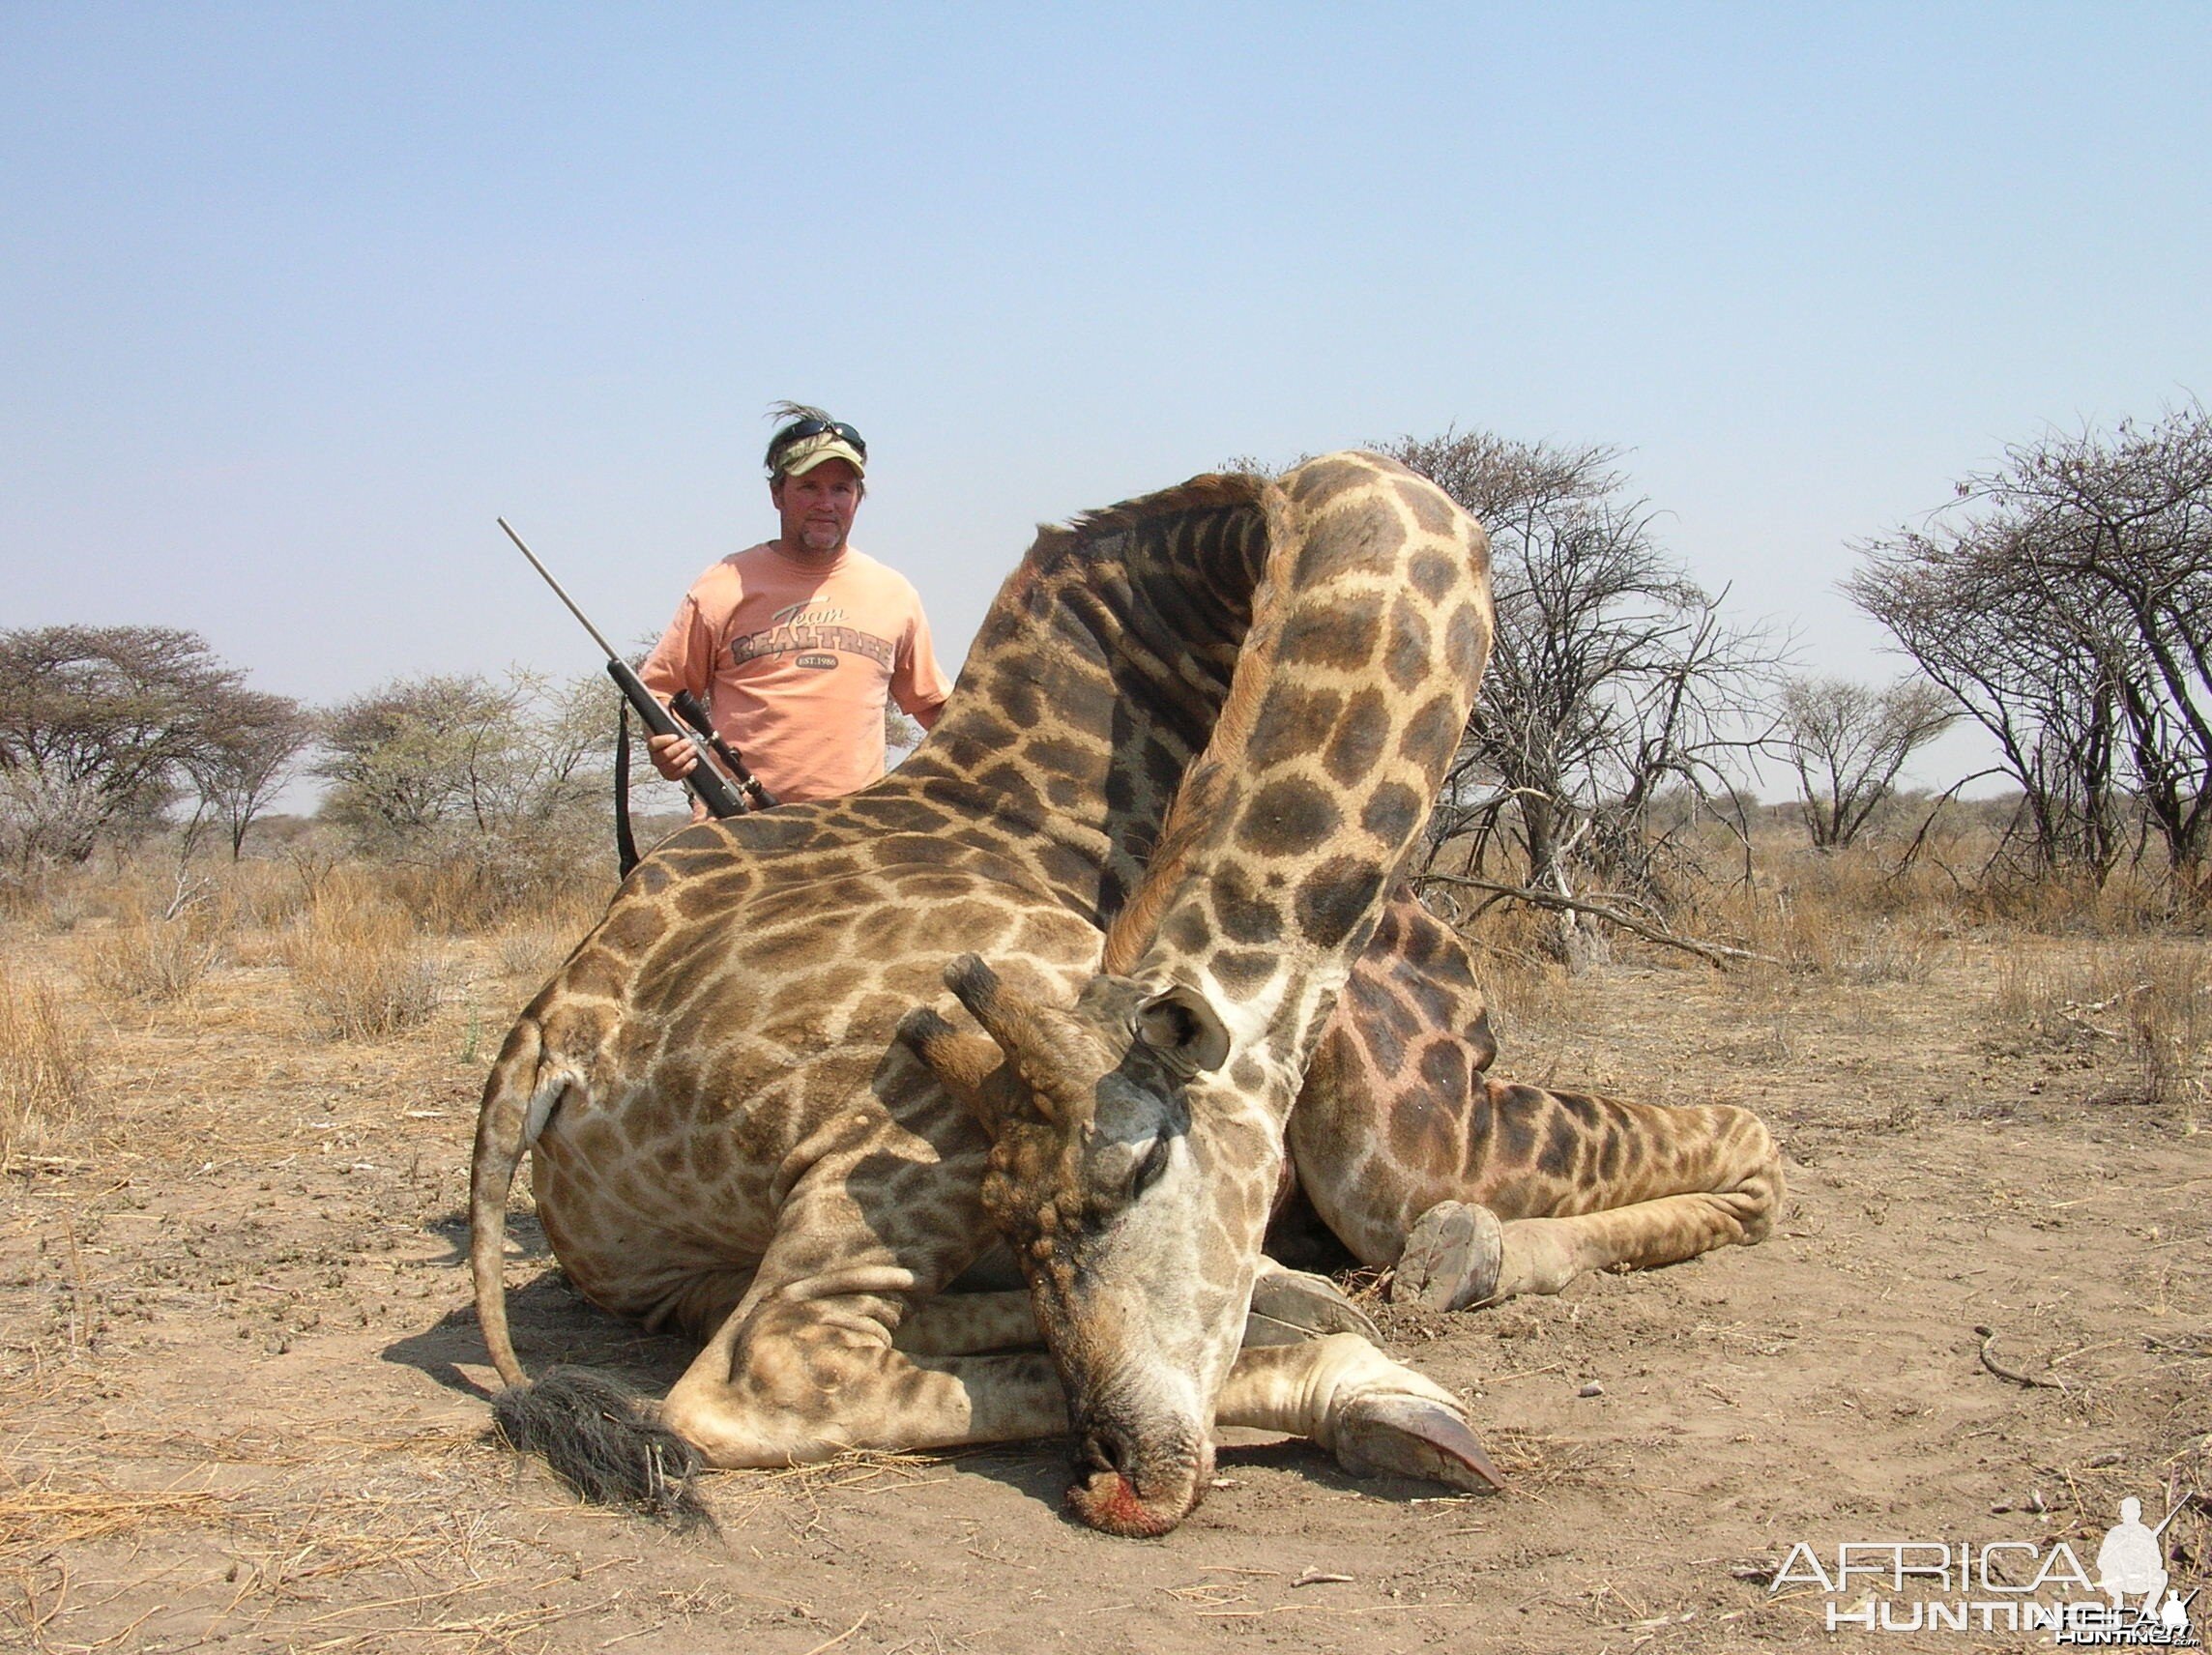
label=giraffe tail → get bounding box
[491,1367,712,1532]
[468,1018,713,1530]
[468,1014,567,1389]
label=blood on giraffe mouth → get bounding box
[1067,1466,1188,1537]
[1063,1419,1216,1536]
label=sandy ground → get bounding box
[3,917,2206,1654]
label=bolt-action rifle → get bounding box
[500,520,776,867]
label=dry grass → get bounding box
[375,834,619,934]
[0,1466,237,1554]
[79,895,230,1002]
[1991,941,2208,1128]
[0,963,101,1161]
[491,886,612,982]
[284,876,446,1040]
[2129,945,2209,1126]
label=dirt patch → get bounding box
[3,925,2205,1653]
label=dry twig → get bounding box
[1973,1325,2068,1391]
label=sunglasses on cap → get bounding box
[772,418,867,461]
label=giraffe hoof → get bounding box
[1330,1392,1508,1494]
[1245,1264,1382,1346]
[1391,1201,1503,1312]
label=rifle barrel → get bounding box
[500,518,623,661]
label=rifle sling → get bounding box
[614,698,640,877]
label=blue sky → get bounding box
[4,5,2208,795]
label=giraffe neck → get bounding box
[892,476,1272,921]
[1103,455,1493,1078]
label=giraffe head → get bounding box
[899,955,1276,1537]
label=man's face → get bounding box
[771,459,863,560]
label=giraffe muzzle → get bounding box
[1065,1414,1216,1538]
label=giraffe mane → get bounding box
[1099,478,1296,976]
[991,471,1266,600]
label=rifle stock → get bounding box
[670,689,777,810]
[603,657,749,819]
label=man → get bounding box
[642,406,951,807]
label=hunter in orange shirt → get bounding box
[641,407,951,805]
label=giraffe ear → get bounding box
[1132,984,1231,1079]
[895,1006,1015,1132]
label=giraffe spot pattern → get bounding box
[1276,594,1381,670]
[1294,857,1386,948]
[1236,776,1341,857]
[1248,683,1344,769]
[1359,781,1423,846]
[1382,594,1435,693]
[1322,688,1391,787]
[1211,867,1285,946]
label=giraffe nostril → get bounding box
[1082,1431,1122,1474]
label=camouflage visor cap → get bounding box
[773,427,867,479]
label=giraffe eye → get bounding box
[1129,1137,1171,1201]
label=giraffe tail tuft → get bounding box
[491,1367,715,1533]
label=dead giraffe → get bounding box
[471,452,1781,1532]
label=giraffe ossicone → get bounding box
[471,451,1783,1537]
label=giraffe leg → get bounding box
[1392,1199,1505,1311]
[890,1261,1381,1358]
[1392,1178,1781,1311]
[666,1279,1402,1462]
[659,1291,1073,1465]
[1296,1032,1785,1308]
[1214,1333,1504,1493]
[890,1290,1036,1356]
[1246,1258,1382,1344]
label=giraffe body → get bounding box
[472,453,1781,1534]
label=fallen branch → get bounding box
[1411,872,1774,969]
[1973,1325,2068,1391]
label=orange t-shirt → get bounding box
[640,541,952,804]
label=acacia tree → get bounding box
[1780,674,1956,849]
[312,669,613,860]
[1384,431,1780,963]
[1980,408,2212,884]
[1850,403,2212,887]
[0,625,245,871]
[186,687,315,857]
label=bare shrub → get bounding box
[1851,402,2212,892]
[311,667,619,931]
[1988,944,2207,1122]
[1964,864,2171,936]
[2126,947,2208,1127]
[376,827,612,935]
[1385,429,1782,968]
[80,895,230,1002]
[0,965,101,1160]
[1781,675,1957,850]
[285,880,444,1041]
[492,886,607,982]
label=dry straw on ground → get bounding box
[79,898,230,1002]
[0,963,100,1162]
[284,875,446,1040]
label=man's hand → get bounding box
[647,730,698,782]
